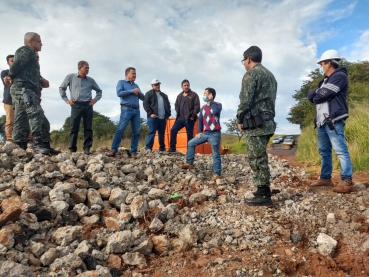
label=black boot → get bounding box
[15,142,27,150]
[253,186,264,196]
[245,186,272,206]
[84,146,92,155]
[45,142,61,155]
[32,134,50,155]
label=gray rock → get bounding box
[40,248,59,266]
[317,233,337,257]
[59,162,83,177]
[80,214,100,224]
[148,188,168,200]
[161,203,178,220]
[327,213,336,224]
[122,252,146,266]
[109,188,128,208]
[54,182,76,193]
[149,217,164,232]
[201,188,217,200]
[18,213,39,231]
[91,249,105,261]
[87,188,104,207]
[50,200,69,213]
[74,240,91,257]
[291,232,302,244]
[130,195,147,219]
[14,176,31,192]
[29,241,45,258]
[122,164,136,174]
[353,183,367,192]
[132,239,153,255]
[49,253,85,273]
[0,261,35,277]
[106,230,133,254]
[179,224,198,244]
[52,226,82,245]
[73,203,89,218]
[189,192,207,204]
[49,188,65,202]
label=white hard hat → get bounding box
[151,79,161,85]
[317,49,341,64]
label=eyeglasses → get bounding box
[241,57,248,65]
[153,83,160,86]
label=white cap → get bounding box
[151,79,161,85]
[317,49,341,64]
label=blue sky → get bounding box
[0,0,368,136]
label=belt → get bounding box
[74,101,90,106]
[262,114,274,121]
[121,104,139,109]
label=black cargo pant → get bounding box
[69,102,93,152]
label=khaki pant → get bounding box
[3,104,14,142]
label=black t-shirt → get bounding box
[1,69,12,105]
[179,95,187,120]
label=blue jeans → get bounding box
[169,118,195,150]
[186,132,222,175]
[146,117,167,151]
[111,106,140,153]
[317,120,352,181]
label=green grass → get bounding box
[296,103,369,172]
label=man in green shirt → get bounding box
[3,32,50,154]
[236,46,277,206]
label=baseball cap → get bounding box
[151,79,161,85]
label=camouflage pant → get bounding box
[246,134,272,187]
[10,86,50,143]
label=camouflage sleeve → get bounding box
[8,47,33,79]
[236,72,257,123]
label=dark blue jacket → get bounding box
[307,67,349,125]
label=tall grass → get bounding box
[296,103,369,172]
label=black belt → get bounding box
[121,104,139,109]
[74,101,90,106]
[262,114,274,121]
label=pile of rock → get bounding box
[0,145,368,276]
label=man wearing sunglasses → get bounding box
[237,46,277,207]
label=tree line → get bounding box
[0,111,148,144]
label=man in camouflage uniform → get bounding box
[236,46,277,206]
[3,32,50,154]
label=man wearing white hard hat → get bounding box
[143,79,171,151]
[307,49,353,193]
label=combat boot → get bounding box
[244,186,272,206]
[44,142,61,155]
[15,142,27,150]
[32,134,50,155]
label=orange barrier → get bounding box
[152,118,223,154]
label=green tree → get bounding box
[50,111,149,145]
[50,111,117,144]
[224,118,244,142]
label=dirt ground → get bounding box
[120,146,369,277]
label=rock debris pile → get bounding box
[0,144,368,277]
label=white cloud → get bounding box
[346,30,369,62]
[0,0,363,137]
